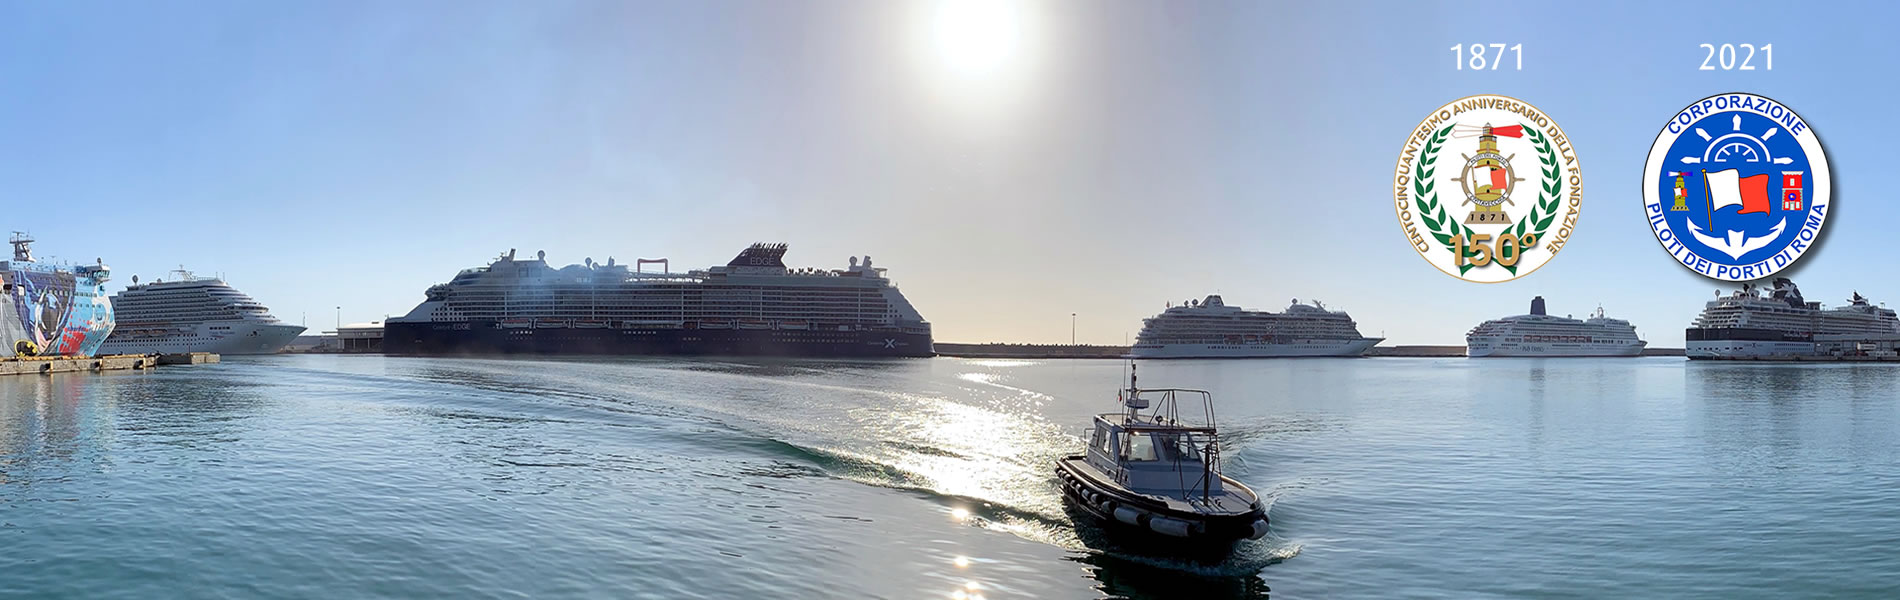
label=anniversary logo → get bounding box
[1642,93,1830,281]
[1393,95,1582,283]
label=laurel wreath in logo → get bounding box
[1413,123,1563,275]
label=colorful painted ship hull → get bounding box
[0,259,114,357]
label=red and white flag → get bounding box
[1704,169,1772,215]
[1486,166,1508,191]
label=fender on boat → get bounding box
[1148,515,1193,538]
[1113,506,1144,526]
[1249,519,1269,540]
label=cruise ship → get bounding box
[383,243,932,357]
[1128,295,1381,358]
[0,233,114,357]
[1466,297,1646,357]
[1685,278,1899,359]
[95,270,306,355]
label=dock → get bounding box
[934,343,1128,359]
[0,352,218,376]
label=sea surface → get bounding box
[4,355,1900,598]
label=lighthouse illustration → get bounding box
[1670,172,1689,211]
[1782,171,1804,211]
[1451,123,1525,225]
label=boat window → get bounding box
[1099,430,1116,456]
[1123,432,1204,463]
[1159,433,1204,463]
[1123,433,1157,461]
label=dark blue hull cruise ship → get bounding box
[384,244,932,358]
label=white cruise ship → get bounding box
[95,270,306,355]
[1129,295,1381,358]
[1466,297,1646,357]
[1685,278,1899,359]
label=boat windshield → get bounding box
[1122,432,1205,463]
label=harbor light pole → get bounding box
[336,306,341,331]
[1071,313,1076,345]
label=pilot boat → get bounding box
[1055,365,1269,544]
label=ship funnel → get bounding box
[1530,296,1547,316]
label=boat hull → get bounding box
[0,266,113,357]
[1127,337,1381,359]
[1685,327,1818,359]
[1467,342,1646,357]
[98,322,306,355]
[1055,456,1267,544]
[383,320,933,358]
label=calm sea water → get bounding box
[4,355,1900,598]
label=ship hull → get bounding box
[383,321,933,358]
[98,322,306,355]
[1685,327,1816,359]
[1686,340,1818,359]
[1127,338,1381,359]
[1467,341,1646,357]
[0,266,113,357]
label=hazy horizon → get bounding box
[3,0,1892,346]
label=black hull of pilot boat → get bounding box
[383,321,933,358]
[1055,456,1267,544]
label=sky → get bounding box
[0,0,1893,346]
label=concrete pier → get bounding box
[0,352,219,376]
[157,352,220,365]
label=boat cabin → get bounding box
[1085,414,1225,496]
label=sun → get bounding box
[912,0,1041,110]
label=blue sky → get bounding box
[0,1,1891,345]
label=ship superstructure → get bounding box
[0,233,114,357]
[96,270,305,355]
[1686,278,1899,359]
[1129,295,1381,358]
[383,243,932,357]
[1466,296,1646,357]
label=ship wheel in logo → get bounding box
[1449,123,1528,225]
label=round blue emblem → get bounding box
[1642,93,1830,281]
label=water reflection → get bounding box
[1057,504,1276,599]
[1068,550,1271,599]
[1687,363,1900,483]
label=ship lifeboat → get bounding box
[500,318,532,329]
[737,318,772,330]
[573,319,610,329]
[1056,365,1268,548]
[534,318,569,329]
[699,320,734,330]
[777,320,811,331]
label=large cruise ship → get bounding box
[1686,278,1899,359]
[0,233,114,357]
[383,243,932,357]
[1128,295,1381,358]
[95,270,306,355]
[1466,297,1646,357]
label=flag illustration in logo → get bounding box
[1702,169,1773,216]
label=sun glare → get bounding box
[914,0,1040,110]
